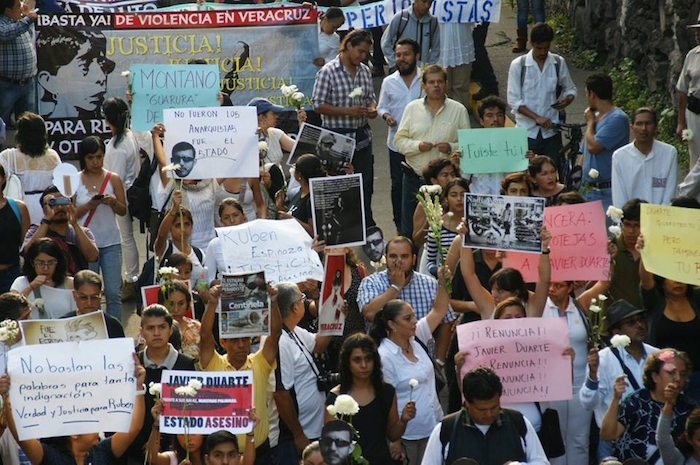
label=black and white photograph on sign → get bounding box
[219,271,270,339]
[288,123,355,173]
[310,174,366,248]
[463,193,545,253]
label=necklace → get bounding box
[401,342,411,354]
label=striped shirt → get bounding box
[0,16,36,81]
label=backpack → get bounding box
[127,148,157,224]
[393,10,438,54]
[135,241,204,313]
[440,408,527,461]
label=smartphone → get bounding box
[92,194,104,201]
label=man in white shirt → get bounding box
[394,64,469,239]
[377,38,422,234]
[611,107,678,208]
[273,282,332,465]
[507,22,576,178]
[422,367,548,465]
[579,299,658,462]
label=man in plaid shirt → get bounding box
[312,29,378,227]
[0,0,37,127]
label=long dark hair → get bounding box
[677,407,700,457]
[338,333,384,396]
[295,154,325,183]
[102,97,130,147]
[22,237,69,286]
[488,268,529,302]
[15,112,48,157]
[369,299,409,346]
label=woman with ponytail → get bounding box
[102,97,141,300]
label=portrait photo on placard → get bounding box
[310,174,366,248]
[288,123,355,174]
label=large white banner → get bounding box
[217,219,324,284]
[8,338,136,440]
[163,106,259,179]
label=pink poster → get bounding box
[503,201,610,282]
[456,317,572,402]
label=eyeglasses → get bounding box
[621,315,645,326]
[76,293,102,302]
[33,259,58,269]
[321,437,351,448]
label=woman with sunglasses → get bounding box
[11,237,75,319]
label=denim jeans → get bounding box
[401,173,424,239]
[0,77,36,127]
[389,149,405,229]
[516,0,545,29]
[89,244,122,320]
[582,187,613,228]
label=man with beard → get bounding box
[22,186,99,275]
[377,38,423,234]
[612,107,677,207]
[580,72,630,221]
[394,64,469,239]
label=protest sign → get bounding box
[36,8,318,159]
[217,219,324,284]
[457,318,571,402]
[318,253,346,336]
[159,369,253,434]
[464,193,545,253]
[130,64,219,131]
[163,106,258,179]
[640,204,700,285]
[8,338,136,440]
[458,128,528,174]
[289,123,355,172]
[219,272,270,339]
[310,174,366,248]
[30,285,77,319]
[503,201,610,282]
[20,312,108,345]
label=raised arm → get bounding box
[636,233,654,290]
[600,374,626,441]
[454,230,494,319]
[425,265,450,333]
[527,227,552,317]
[154,190,182,258]
[199,285,221,370]
[110,356,147,458]
[151,124,170,188]
[261,284,282,366]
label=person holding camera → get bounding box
[22,186,99,276]
[74,135,127,321]
[274,282,333,465]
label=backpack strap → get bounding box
[394,10,409,49]
[6,198,20,224]
[610,347,641,391]
[519,55,527,88]
[440,410,462,460]
[192,245,204,263]
[429,15,438,48]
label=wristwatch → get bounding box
[41,219,52,225]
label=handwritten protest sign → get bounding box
[458,128,528,174]
[503,201,610,282]
[130,64,219,131]
[218,219,324,284]
[20,313,108,345]
[163,106,258,179]
[8,338,136,440]
[220,272,270,338]
[159,369,253,434]
[457,318,571,402]
[640,204,700,285]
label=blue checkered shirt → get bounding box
[312,55,376,130]
[0,16,36,81]
[357,270,456,322]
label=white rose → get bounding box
[161,163,182,173]
[258,141,269,152]
[334,394,360,416]
[121,70,131,77]
[606,206,624,222]
[280,85,293,98]
[588,168,599,179]
[326,405,337,417]
[608,225,622,237]
[682,129,694,141]
[188,379,203,391]
[409,379,419,388]
[610,334,631,349]
[148,382,162,396]
[589,304,602,313]
[291,91,305,102]
[175,386,198,397]
[597,294,608,301]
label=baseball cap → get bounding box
[247,97,284,115]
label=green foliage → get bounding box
[610,58,689,169]
[547,14,603,69]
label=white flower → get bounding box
[606,206,624,223]
[590,298,597,305]
[0,328,8,342]
[589,304,602,313]
[588,168,599,179]
[148,382,162,397]
[258,141,269,152]
[610,334,631,349]
[326,405,337,417]
[281,84,299,98]
[348,87,363,99]
[370,256,386,271]
[32,298,44,311]
[409,379,419,388]
[682,129,694,141]
[334,394,360,416]
[608,225,622,237]
[121,70,131,78]
[130,275,139,283]
[419,185,442,196]
[188,379,203,391]
[175,386,198,397]
[597,294,608,301]
[291,91,305,102]
[446,212,454,218]
[157,266,180,277]
[161,163,182,173]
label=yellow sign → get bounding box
[640,204,700,285]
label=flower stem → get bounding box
[178,179,184,252]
